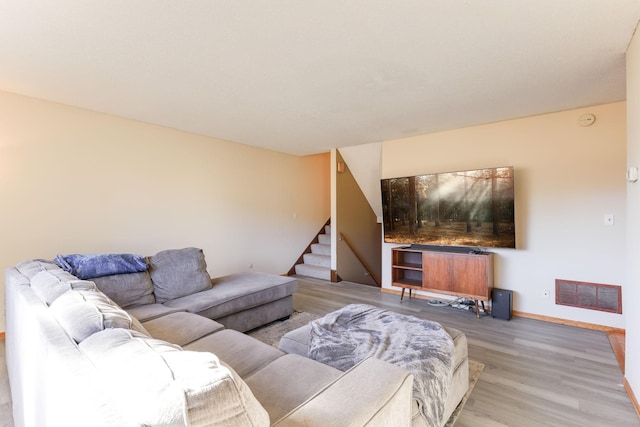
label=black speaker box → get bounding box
[492,288,513,320]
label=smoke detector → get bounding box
[578,113,596,127]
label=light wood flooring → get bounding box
[0,278,637,427]
[293,277,639,427]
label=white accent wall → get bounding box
[625,27,640,411]
[381,102,627,329]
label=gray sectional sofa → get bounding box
[5,249,415,426]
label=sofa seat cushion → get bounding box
[271,357,414,427]
[277,322,312,356]
[163,272,298,320]
[50,289,148,342]
[30,269,97,305]
[125,303,186,322]
[184,329,285,378]
[92,271,155,308]
[148,247,212,303]
[141,312,224,346]
[244,354,342,423]
[79,328,270,427]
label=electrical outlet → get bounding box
[543,289,550,299]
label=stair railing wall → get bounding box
[339,232,381,287]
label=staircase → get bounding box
[294,224,332,281]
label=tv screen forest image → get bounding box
[381,167,515,248]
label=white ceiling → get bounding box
[1,1,639,156]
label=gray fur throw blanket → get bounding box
[308,304,454,427]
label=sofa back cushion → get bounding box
[148,247,212,303]
[30,269,97,305]
[79,328,270,426]
[15,259,60,279]
[49,289,148,342]
[92,271,156,308]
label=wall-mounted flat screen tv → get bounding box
[381,166,515,248]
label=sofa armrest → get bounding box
[273,357,414,427]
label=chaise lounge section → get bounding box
[82,247,299,332]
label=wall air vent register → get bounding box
[555,279,621,314]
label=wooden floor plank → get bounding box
[293,277,640,426]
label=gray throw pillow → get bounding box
[148,248,212,303]
[92,271,155,308]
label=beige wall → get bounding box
[625,28,640,409]
[381,102,627,329]
[0,91,330,332]
[336,149,381,286]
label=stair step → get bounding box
[295,264,331,281]
[325,225,331,235]
[318,234,331,245]
[311,243,331,255]
[303,253,330,268]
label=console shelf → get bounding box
[391,246,494,318]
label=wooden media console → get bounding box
[391,246,494,318]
